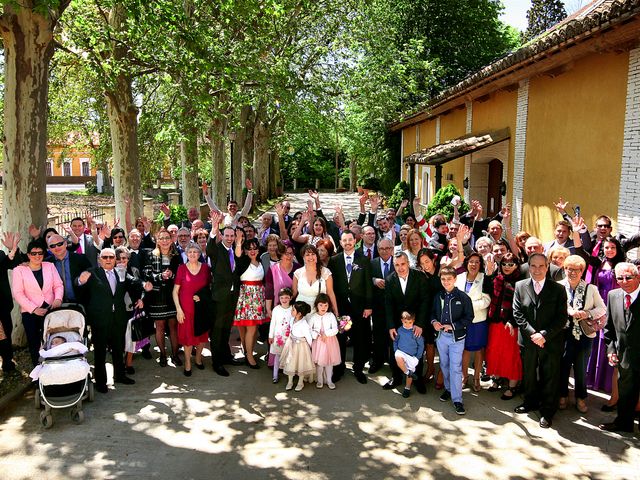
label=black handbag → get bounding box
[130,308,154,342]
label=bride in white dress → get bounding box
[292,244,339,316]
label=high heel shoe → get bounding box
[473,377,481,392]
[183,368,192,377]
[194,362,205,370]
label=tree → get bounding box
[1,1,70,242]
[524,0,567,42]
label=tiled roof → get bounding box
[406,128,510,164]
[393,0,640,127]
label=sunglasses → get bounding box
[246,246,259,251]
[48,241,65,248]
[28,251,44,256]
[101,255,116,259]
[596,224,611,228]
[112,235,125,239]
[501,262,516,267]
[616,275,635,281]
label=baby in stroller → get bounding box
[31,306,93,428]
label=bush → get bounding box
[85,181,98,195]
[360,177,381,192]
[425,184,470,221]
[386,181,411,211]
[155,204,188,225]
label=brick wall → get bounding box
[513,79,529,232]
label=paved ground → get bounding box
[1,192,639,479]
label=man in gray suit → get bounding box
[600,262,640,433]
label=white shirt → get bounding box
[533,278,546,293]
[399,275,409,294]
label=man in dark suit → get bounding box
[383,251,429,391]
[328,230,373,384]
[600,262,640,433]
[520,236,563,281]
[513,253,568,428]
[77,248,151,393]
[0,232,21,372]
[70,217,101,267]
[369,238,394,374]
[358,226,379,261]
[45,234,91,304]
[206,226,243,376]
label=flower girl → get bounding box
[280,301,313,391]
[268,288,293,383]
[309,294,341,390]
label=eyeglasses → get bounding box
[565,267,583,273]
[596,224,611,228]
[101,255,116,259]
[501,262,516,267]
[616,275,635,281]
[28,251,44,256]
[178,234,190,238]
[48,241,65,248]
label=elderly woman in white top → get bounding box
[456,252,492,392]
[559,254,606,413]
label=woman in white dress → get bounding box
[292,244,339,316]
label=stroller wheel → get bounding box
[34,389,41,410]
[40,411,53,429]
[88,381,95,402]
[71,409,84,424]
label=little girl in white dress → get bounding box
[268,288,293,384]
[309,294,341,390]
[280,301,314,391]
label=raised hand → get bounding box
[63,224,73,235]
[369,194,379,211]
[141,216,151,233]
[78,271,92,285]
[275,202,285,217]
[553,197,569,214]
[113,217,120,227]
[1,232,15,250]
[160,203,171,217]
[412,196,422,214]
[201,181,209,197]
[359,192,367,208]
[457,224,471,244]
[500,203,511,217]
[245,178,252,190]
[400,199,409,209]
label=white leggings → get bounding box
[316,365,333,384]
[273,354,280,380]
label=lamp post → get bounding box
[229,131,237,201]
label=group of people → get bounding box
[0,186,639,435]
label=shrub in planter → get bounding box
[387,181,411,211]
[425,184,469,221]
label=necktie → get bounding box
[57,260,69,300]
[383,261,389,278]
[366,248,372,260]
[625,294,631,310]
[228,247,235,272]
[534,281,542,295]
[106,269,116,295]
[77,238,83,254]
[346,256,352,276]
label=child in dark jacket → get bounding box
[393,311,425,398]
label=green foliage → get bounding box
[155,204,187,225]
[523,0,567,42]
[387,181,411,211]
[425,184,469,221]
[84,181,98,194]
[360,177,381,191]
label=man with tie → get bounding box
[70,216,100,267]
[600,262,640,433]
[45,234,90,304]
[328,230,373,384]
[513,253,568,428]
[369,238,394,374]
[207,226,244,376]
[77,248,151,393]
[358,226,378,261]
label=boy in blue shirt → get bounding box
[394,311,425,398]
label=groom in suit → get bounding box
[512,253,567,428]
[369,238,395,374]
[600,262,640,433]
[328,229,373,384]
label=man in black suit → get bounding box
[328,230,373,384]
[600,262,640,433]
[77,248,151,393]
[383,251,429,391]
[206,226,243,376]
[513,253,568,428]
[45,234,91,304]
[369,238,395,374]
[0,232,21,372]
[70,217,101,267]
[520,237,564,281]
[358,226,379,261]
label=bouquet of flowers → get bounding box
[338,315,352,333]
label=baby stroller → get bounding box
[32,304,94,428]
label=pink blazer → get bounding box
[11,263,64,314]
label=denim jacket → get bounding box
[430,287,474,342]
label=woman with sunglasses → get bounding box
[233,237,267,368]
[485,252,522,399]
[11,239,63,366]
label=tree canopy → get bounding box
[523,0,568,42]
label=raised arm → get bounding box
[202,181,221,214]
[239,178,254,217]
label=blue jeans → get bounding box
[436,331,465,403]
[560,332,594,399]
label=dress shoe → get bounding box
[171,355,183,367]
[539,417,552,429]
[114,376,135,385]
[194,362,205,370]
[414,380,427,395]
[247,360,260,370]
[601,403,617,412]
[514,404,537,414]
[332,372,343,383]
[576,398,588,414]
[368,363,382,374]
[402,388,411,398]
[382,379,399,390]
[354,372,367,384]
[159,355,167,367]
[213,365,230,377]
[225,358,244,367]
[599,422,633,433]
[125,366,135,375]
[183,368,192,377]
[95,383,108,394]
[558,397,568,410]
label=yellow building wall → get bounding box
[439,108,467,191]
[472,90,518,207]
[48,147,97,177]
[523,52,628,238]
[419,119,437,149]
[402,125,417,182]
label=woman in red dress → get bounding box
[173,243,210,376]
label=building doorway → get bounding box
[486,159,503,217]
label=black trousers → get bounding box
[0,309,14,369]
[93,322,126,387]
[371,311,389,366]
[614,365,640,430]
[210,299,236,366]
[335,310,372,375]
[22,312,45,367]
[520,343,562,419]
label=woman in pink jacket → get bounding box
[12,240,63,366]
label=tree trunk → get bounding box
[350,156,357,192]
[209,116,227,209]
[242,107,256,202]
[1,4,67,347]
[180,124,199,209]
[105,75,142,225]
[269,148,281,197]
[253,116,271,204]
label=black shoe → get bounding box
[500,389,515,401]
[114,376,135,385]
[454,402,466,415]
[481,374,490,382]
[368,363,382,374]
[194,362,205,370]
[439,390,451,402]
[213,365,230,377]
[96,383,108,394]
[383,379,400,390]
[332,372,344,383]
[141,348,153,360]
[415,379,427,394]
[2,362,16,373]
[514,404,536,414]
[539,417,552,429]
[599,422,633,433]
[402,388,411,398]
[248,362,260,370]
[601,403,617,412]
[488,383,500,392]
[125,366,135,375]
[159,355,167,367]
[354,372,367,384]
[183,369,192,377]
[172,355,183,367]
[225,358,243,367]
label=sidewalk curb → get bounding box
[0,378,34,414]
